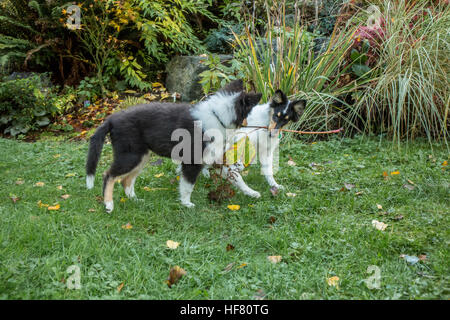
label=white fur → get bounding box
[86,175,95,189]
[179,176,195,208]
[215,102,284,195]
[105,201,114,213]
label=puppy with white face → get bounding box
[204,89,306,198]
[85,80,261,213]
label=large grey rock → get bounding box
[165,55,232,102]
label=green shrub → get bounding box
[0,74,66,136]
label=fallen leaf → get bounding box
[382,171,388,177]
[117,282,124,293]
[270,186,279,196]
[344,183,356,190]
[227,204,240,211]
[120,197,127,203]
[253,289,266,300]
[376,204,383,210]
[154,173,164,178]
[267,256,282,264]
[286,192,297,197]
[418,254,427,261]
[48,204,60,211]
[355,191,364,196]
[390,171,400,175]
[166,266,187,288]
[223,263,235,272]
[35,182,45,187]
[287,159,296,166]
[327,276,340,288]
[226,244,235,251]
[372,219,388,231]
[268,216,277,224]
[88,208,96,212]
[403,184,415,191]
[400,254,419,265]
[407,179,415,185]
[121,222,133,230]
[442,160,448,167]
[166,240,180,249]
[57,185,63,190]
[10,195,20,203]
[65,173,76,178]
[393,214,404,221]
[237,263,247,269]
[61,194,70,200]
[15,180,24,185]
[37,200,49,208]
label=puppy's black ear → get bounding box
[270,90,287,106]
[291,100,306,122]
[244,92,262,108]
[220,79,244,94]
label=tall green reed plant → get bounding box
[350,0,449,145]
[233,0,371,135]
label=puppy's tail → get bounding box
[86,119,111,189]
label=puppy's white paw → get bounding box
[181,201,195,208]
[246,190,261,198]
[105,201,114,213]
[272,184,284,190]
[86,175,94,189]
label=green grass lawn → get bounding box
[0,136,448,299]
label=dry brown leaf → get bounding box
[57,185,63,190]
[167,266,187,288]
[15,180,24,185]
[61,194,70,200]
[267,256,282,264]
[10,195,20,203]
[268,216,277,224]
[226,244,235,251]
[117,282,124,293]
[35,182,45,187]
[376,204,383,210]
[223,263,235,272]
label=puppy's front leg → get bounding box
[179,164,202,207]
[222,164,261,198]
[260,149,283,190]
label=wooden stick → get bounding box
[243,126,344,135]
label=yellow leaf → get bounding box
[443,160,448,166]
[121,222,133,230]
[120,197,127,203]
[327,276,340,288]
[61,194,70,200]
[167,266,186,288]
[48,204,60,211]
[286,193,297,197]
[267,256,282,263]
[166,240,180,249]
[117,282,124,293]
[37,200,49,208]
[390,171,400,175]
[376,204,383,210]
[227,204,240,211]
[237,263,247,269]
[35,182,45,187]
[57,185,63,190]
[176,175,180,181]
[152,82,163,88]
[154,173,164,178]
[65,173,76,178]
[382,171,388,177]
[224,136,256,167]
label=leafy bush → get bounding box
[198,54,241,95]
[0,74,68,136]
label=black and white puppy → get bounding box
[204,89,306,197]
[86,80,261,212]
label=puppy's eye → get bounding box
[285,115,289,120]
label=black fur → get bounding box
[270,90,306,130]
[86,81,261,202]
